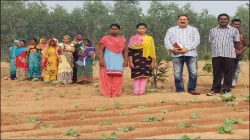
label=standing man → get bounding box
[207,14,240,96]
[164,14,200,95]
[9,40,19,80]
[231,19,249,88]
[72,33,84,83]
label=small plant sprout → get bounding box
[44,80,50,83]
[101,119,112,126]
[74,104,79,108]
[176,102,188,106]
[211,98,219,104]
[190,98,201,103]
[224,118,243,124]
[161,98,167,103]
[181,135,201,140]
[26,117,37,123]
[243,94,249,102]
[202,61,212,74]
[190,113,201,119]
[218,123,234,134]
[233,108,247,112]
[225,101,238,107]
[79,116,85,120]
[142,116,164,122]
[58,110,66,115]
[138,105,148,109]
[11,114,20,118]
[40,124,54,129]
[178,122,199,128]
[96,107,107,112]
[220,94,236,102]
[7,94,13,97]
[117,126,135,132]
[23,89,29,92]
[114,101,121,108]
[101,132,117,140]
[63,129,80,137]
[119,112,127,116]
[162,109,168,114]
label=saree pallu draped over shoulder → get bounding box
[15,47,28,80]
[9,46,17,79]
[27,45,42,78]
[98,35,126,98]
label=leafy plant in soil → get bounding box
[190,113,201,119]
[142,116,164,122]
[224,101,238,107]
[220,94,236,102]
[96,107,107,112]
[119,112,127,116]
[79,115,85,120]
[176,102,188,106]
[243,94,249,102]
[117,126,135,132]
[40,124,54,129]
[26,117,36,123]
[218,123,234,134]
[233,108,247,112]
[178,122,199,128]
[63,129,80,137]
[74,104,79,108]
[181,135,201,140]
[101,119,112,126]
[101,132,117,140]
[190,98,201,103]
[202,61,212,74]
[224,118,243,124]
[161,98,167,103]
[162,109,168,114]
[114,101,121,108]
[58,110,66,115]
[211,98,220,104]
[138,105,148,109]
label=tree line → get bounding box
[1,1,249,61]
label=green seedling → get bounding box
[26,117,36,123]
[162,109,168,114]
[142,116,164,122]
[63,129,80,137]
[79,116,85,120]
[7,94,13,97]
[58,110,66,115]
[119,112,127,116]
[74,104,79,108]
[211,98,219,104]
[23,89,29,92]
[117,126,135,132]
[96,107,107,112]
[176,102,188,106]
[11,114,20,118]
[190,113,201,119]
[114,101,121,108]
[243,94,249,102]
[190,98,201,103]
[224,118,243,124]
[101,119,112,126]
[40,124,54,129]
[101,132,116,140]
[161,98,167,103]
[225,101,238,107]
[138,105,148,109]
[218,123,234,134]
[181,135,201,140]
[220,94,236,102]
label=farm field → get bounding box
[1,61,249,139]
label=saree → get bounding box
[28,45,42,78]
[9,45,17,79]
[43,46,58,81]
[98,35,126,97]
[57,43,74,84]
[128,34,156,79]
[72,40,84,82]
[15,47,28,80]
[76,46,95,83]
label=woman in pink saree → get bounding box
[98,24,128,98]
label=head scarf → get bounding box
[42,38,57,68]
[128,34,156,60]
[14,40,19,43]
[39,37,46,44]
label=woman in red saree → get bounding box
[15,40,28,80]
[98,24,128,98]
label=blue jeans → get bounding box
[172,56,198,92]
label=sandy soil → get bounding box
[1,61,249,139]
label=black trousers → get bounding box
[73,53,79,83]
[212,57,234,92]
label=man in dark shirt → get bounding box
[231,18,249,88]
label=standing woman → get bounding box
[27,39,42,80]
[76,39,95,83]
[99,24,128,98]
[42,38,59,82]
[128,23,156,95]
[15,40,28,80]
[9,40,19,80]
[57,35,75,84]
[72,33,84,83]
[39,37,47,81]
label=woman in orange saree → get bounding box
[98,24,128,98]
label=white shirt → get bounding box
[164,25,200,57]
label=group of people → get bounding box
[9,13,248,98]
[9,34,95,85]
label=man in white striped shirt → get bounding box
[164,14,200,95]
[207,13,240,96]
